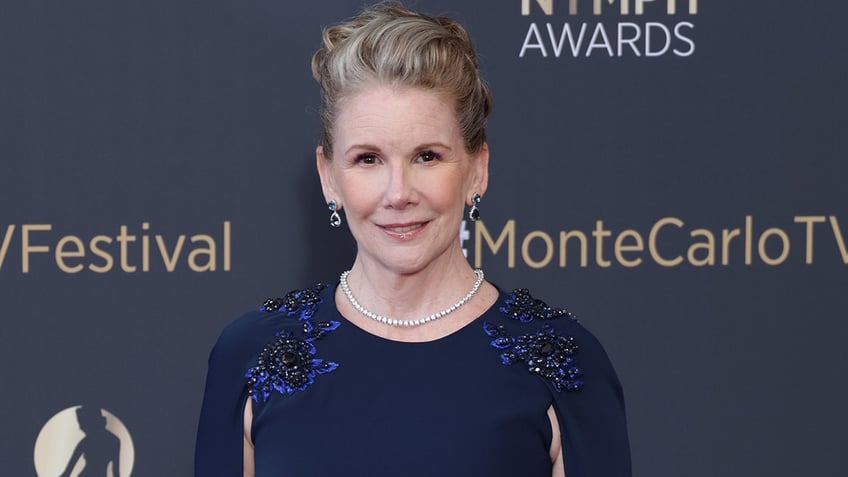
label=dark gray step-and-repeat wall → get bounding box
[2,1,846,475]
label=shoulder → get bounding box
[207,282,344,403]
[486,287,631,474]
[491,287,610,347]
[208,283,334,368]
[484,287,619,394]
[197,283,335,475]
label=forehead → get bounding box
[334,86,461,151]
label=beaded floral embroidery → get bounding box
[499,288,576,323]
[484,289,583,392]
[246,284,340,402]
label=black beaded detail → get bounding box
[484,289,583,392]
[245,331,339,401]
[499,288,575,323]
[262,283,327,320]
[247,284,340,401]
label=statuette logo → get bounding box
[34,405,134,477]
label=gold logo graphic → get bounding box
[0,221,232,274]
[471,215,848,269]
[34,406,135,477]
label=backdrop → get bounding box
[2,1,846,476]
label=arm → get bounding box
[551,319,631,476]
[196,310,270,477]
[548,405,565,477]
[243,398,255,477]
[196,333,254,477]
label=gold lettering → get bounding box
[141,222,151,272]
[794,216,826,264]
[188,235,216,272]
[522,231,554,268]
[156,235,186,272]
[685,0,698,14]
[522,0,694,16]
[595,0,629,15]
[88,235,114,273]
[55,235,85,273]
[758,228,790,265]
[3,222,234,274]
[721,228,740,265]
[22,224,51,273]
[224,221,231,271]
[522,0,554,15]
[0,225,15,270]
[592,220,612,267]
[829,216,848,264]
[688,228,715,266]
[475,220,515,268]
[635,0,654,14]
[648,217,683,266]
[667,0,698,14]
[614,229,643,267]
[559,230,588,267]
[116,225,137,272]
[744,215,753,265]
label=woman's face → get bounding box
[317,86,488,275]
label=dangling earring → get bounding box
[328,200,342,227]
[468,193,481,222]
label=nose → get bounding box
[383,162,415,209]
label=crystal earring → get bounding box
[328,200,342,227]
[468,193,481,221]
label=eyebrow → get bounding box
[344,142,454,156]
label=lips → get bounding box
[379,221,427,238]
[384,223,422,233]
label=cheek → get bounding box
[337,175,381,214]
[428,175,467,210]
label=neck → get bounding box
[346,253,479,322]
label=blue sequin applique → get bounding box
[246,284,340,402]
[484,289,583,392]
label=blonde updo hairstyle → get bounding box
[311,2,492,157]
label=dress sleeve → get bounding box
[194,310,274,477]
[552,319,632,477]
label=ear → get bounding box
[467,142,490,205]
[316,145,339,207]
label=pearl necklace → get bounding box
[339,269,485,327]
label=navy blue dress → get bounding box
[195,283,631,476]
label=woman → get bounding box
[196,4,631,476]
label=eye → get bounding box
[354,153,378,165]
[416,150,441,163]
